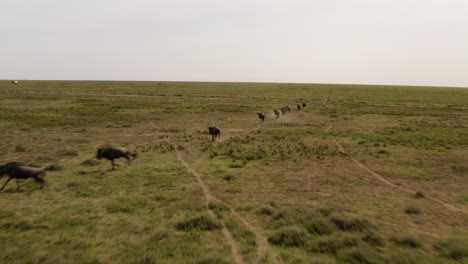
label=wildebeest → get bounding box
[302,103,307,108]
[280,107,287,116]
[285,105,291,114]
[274,109,281,119]
[297,104,302,111]
[0,162,45,191]
[96,147,137,170]
[208,126,221,141]
[257,112,265,123]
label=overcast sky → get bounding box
[1,0,467,87]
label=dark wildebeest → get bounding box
[208,126,221,141]
[285,105,291,114]
[257,112,265,123]
[96,147,137,170]
[297,104,302,111]
[0,162,45,191]
[274,109,281,119]
[281,107,287,116]
[302,103,307,108]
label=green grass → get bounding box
[0,80,467,263]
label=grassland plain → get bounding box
[0,80,467,264]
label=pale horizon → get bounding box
[2,0,468,88]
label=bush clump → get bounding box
[175,214,222,231]
[259,205,276,216]
[208,202,230,218]
[336,246,387,264]
[309,236,359,254]
[304,217,336,235]
[81,159,100,166]
[318,207,342,217]
[329,212,371,232]
[414,191,425,199]
[268,226,310,247]
[63,150,78,156]
[434,236,468,261]
[362,231,386,247]
[404,205,421,215]
[393,236,422,248]
[15,145,26,152]
[44,164,63,171]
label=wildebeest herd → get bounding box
[0,102,306,191]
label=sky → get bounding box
[1,0,467,87]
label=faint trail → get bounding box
[149,121,244,264]
[176,148,244,264]
[149,121,276,264]
[325,125,468,215]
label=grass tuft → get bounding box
[393,236,422,248]
[309,236,359,254]
[44,164,63,171]
[304,217,336,236]
[336,246,387,264]
[404,205,421,215]
[175,214,222,231]
[414,191,425,199]
[81,159,100,166]
[434,235,468,261]
[329,212,371,232]
[268,226,310,247]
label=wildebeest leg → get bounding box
[111,159,116,170]
[125,156,131,165]
[16,179,20,190]
[33,176,45,189]
[0,177,13,191]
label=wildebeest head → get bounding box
[96,148,104,159]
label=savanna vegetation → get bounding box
[0,80,467,264]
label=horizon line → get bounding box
[1,79,467,89]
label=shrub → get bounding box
[435,236,468,261]
[63,150,78,156]
[309,236,359,254]
[81,159,100,166]
[223,175,236,181]
[67,182,79,188]
[44,164,63,171]
[259,205,275,216]
[404,205,421,215]
[388,249,442,264]
[208,202,230,218]
[304,217,336,235]
[329,212,371,232]
[175,214,222,231]
[336,246,387,264]
[15,145,26,152]
[268,226,310,247]
[414,191,425,199]
[362,231,386,247]
[318,207,342,217]
[393,236,421,248]
[198,258,230,264]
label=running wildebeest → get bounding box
[302,103,307,108]
[285,105,291,114]
[274,109,281,119]
[281,107,287,116]
[0,162,45,191]
[96,147,137,170]
[297,104,302,111]
[257,112,265,123]
[208,126,221,141]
